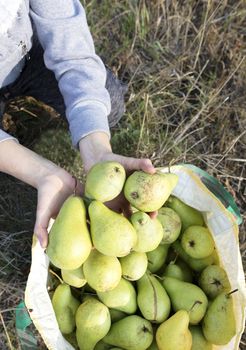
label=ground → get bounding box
[0,0,245,349]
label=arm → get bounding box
[0,139,82,247]
[30,1,155,173]
[30,0,111,147]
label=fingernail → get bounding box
[42,240,48,249]
[148,166,156,174]
[39,237,47,249]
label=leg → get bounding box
[1,38,127,145]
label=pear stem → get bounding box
[152,274,164,281]
[49,269,64,284]
[227,289,238,297]
[83,292,96,296]
[189,300,202,313]
[171,253,179,264]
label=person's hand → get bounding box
[79,132,156,174]
[79,132,158,217]
[35,169,83,248]
[0,139,84,249]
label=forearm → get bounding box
[0,139,69,188]
[79,132,112,172]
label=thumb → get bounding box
[148,210,158,219]
[34,207,51,248]
[114,155,156,174]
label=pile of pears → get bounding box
[46,161,237,350]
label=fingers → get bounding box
[73,176,84,196]
[148,211,158,219]
[138,158,156,174]
[34,225,48,248]
[112,154,155,174]
[34,206,51,248]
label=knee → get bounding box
[105,68,128,127]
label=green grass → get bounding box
[0,0,245,348]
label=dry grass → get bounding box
[0,0,245,348]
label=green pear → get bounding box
[198,265,231,299]
[47,196,92,270]
[97,278,137,314]
[202,291,237,345]
[137,271,171,323]
[156,310,192,350]
[89,201,137,257]
[188,252,218,273]
[82,294,98,302]
[47,271,60,293]
[162,276,208,324]
[94,341,111,350]
[181,226,215,259]
[124,171,178,212]
[147,244,169,273]
[119,251,148,281]
[166,196,204,231]
[64,332,79,349]
[103,315,153,350]
[109,309,127,323]
[172,240,216,272]
[52,283,80,334]
[130,212,163,252]
[83,249,122,292]
[85,161,126,202]
[76,298,111,350]
[158,207,182,243]
[61,265,87,288]
[147,339,158,349]
[190,326,212,350]
[163,259,193,282]
[95,342,124,350]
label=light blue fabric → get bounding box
[0,0,111,147]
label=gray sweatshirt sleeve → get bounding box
[29,0,111,147]
[0,130,19,144]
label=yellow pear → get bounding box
[124,171,178,212]
[162,276,208,324]
[64,332,79,349]
[198,264,230,299]
[47,196,92,270]
[166,196,204,231]
[158,206,182,244]
[52,283,80,334]
[61,265,87,288]
[89,201,137,257]
[76,297,111,350]
[202,291,236,345]
[147,244,169,273]
[83,249,122,292]
[181,226,214,259]
[109,309,127,323]
[85,161,126,202]
[119,251,148,281]
[137,271,171,323]
[130,212,163,252]
[190,326,212,350]
[97,278,137,314]
[103,315,153,350]
[156,310,192,350]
